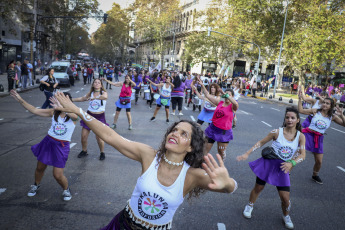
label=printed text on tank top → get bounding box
[271,127,300,161]
[129,155,190,225]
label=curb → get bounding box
[0,85,39,98]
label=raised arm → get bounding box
[333,106,345,127]
[300,85,316,104]
[298,91,317,115]
[185,154,237,196]
[54,92,154,163]
[90,91,108,101]
[102,78,122,87]
[72,92,91,102]
[237,130,278,161]
[147,78,162,87]
[10,90,54,117]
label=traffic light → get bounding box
[103,13,108,24]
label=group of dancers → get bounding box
[9,68,345,229]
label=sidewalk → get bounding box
[0,74,42,97]
[246,88,299,107]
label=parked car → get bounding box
[50,61,71,86]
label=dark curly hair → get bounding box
[156,120,206,199]
[282,106,302,132]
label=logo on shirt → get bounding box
[161,90,170,97]
[277,146,293,159]
[53,123,67,136]
[137,192,168,220]
[215,110,225,119]
[90,100,101,110]
[315,120,327,129]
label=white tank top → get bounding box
[311,100,321,109]
[160,84,172,98]
[47,115,76,141]
[308,112,331,134]
[129,155,190,225]
[234,88,240,100]
[271,127,300,161]
[204,97,217,111]
[87,92,106,112]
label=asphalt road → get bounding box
[0,77,344,230]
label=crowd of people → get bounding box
[8,65,345,230]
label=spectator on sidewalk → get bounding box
[21,60,29,89]
[7,61,16,92]
[67,64,74,86]
[27,61,33,86]
[252,80,257,98]
[15,61,22,88]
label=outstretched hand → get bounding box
[202,153,230,191]
[49,96,63,110]
[54,91,79,114]
[236,153,249,161]
[10,90,22,102]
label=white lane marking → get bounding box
[81,88,84,90]
[112,113,115,116]
[271,107,280,111]
[184,106,188,110]
[331,127,345,134]
[261,121,272,127]
[261,106,263,108]
[0,118,3,121]
[70,143,76,149]
[0,188,6,195]
[337,166,345,173]
[190,115,196,121]
[217,223,226,230]
[250,102,257,104]
[239,110,250,115]
[60,89,70,93]
[76,91,80,93]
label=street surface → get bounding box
[0,77,345,230]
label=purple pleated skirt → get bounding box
[80,110,108,131]
[205,123,233,142]
[197,108,214,123]
[304,132,324,154]
[249,157,290,187]
[31,135,70,168]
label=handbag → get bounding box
[261,146,280,159]
[120,98,130,105]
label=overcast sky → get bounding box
[87,0,134,35]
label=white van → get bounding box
[50,61,71,86]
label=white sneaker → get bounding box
[62,188,72,201]
[178,112,184,116]
[243,205,253,219]
[283,215,294,229]
[27,184,40,197]
[171,112,175,115]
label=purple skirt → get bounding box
[205,123,233,142]
[80,111,108,131]
[31,135,70,168]
[249,157,290,187]
[100,210,127,230]
[304,132,324,154]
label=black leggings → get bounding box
[106,77,113,89]
[149,90,158,107]
[135,88,140,102]
[171,97,183,111]
[116,107,131,112]
[83,75,87,85]
[256,177,290,192]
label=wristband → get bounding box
[286,160,296,167]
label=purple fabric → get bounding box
[80,111,108,131]
[205,123,233,142]
[100,210,129,230]
[304,132,324,154]
[31,135,70,168]
[340,95,345,103]
[132,76,142,89]
[171,82,185,97]
[249,158,290,187]
[301,115,312,128]
[185,79,193,89]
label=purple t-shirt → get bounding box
[132,76,142,89]
[185,79,193,89]
[171,82,186,97]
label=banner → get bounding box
[219,65,225,74]
[155,61,161,72]
[224,66,229,76]
[149,66,153,74]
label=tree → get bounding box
[91,3,130,65]
[131,0,181,65]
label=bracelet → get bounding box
[286,160,296,167]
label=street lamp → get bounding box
[273,1,289,98]
[207,27,261,79]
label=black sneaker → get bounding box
[232,124,236,129]
[99,152,105,160]
[150,117,156,121]
[312,175,323,184]
[166,119,169,123]
[78,151,88,158]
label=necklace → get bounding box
[94,90,101,92]
[163,154,184,166]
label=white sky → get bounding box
[87,0,134,35]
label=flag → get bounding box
[149,66,153,74]
[219,65,225,74]
[155,61,161,72]
[224,66,229,76]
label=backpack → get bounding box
[87,68,93,75]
